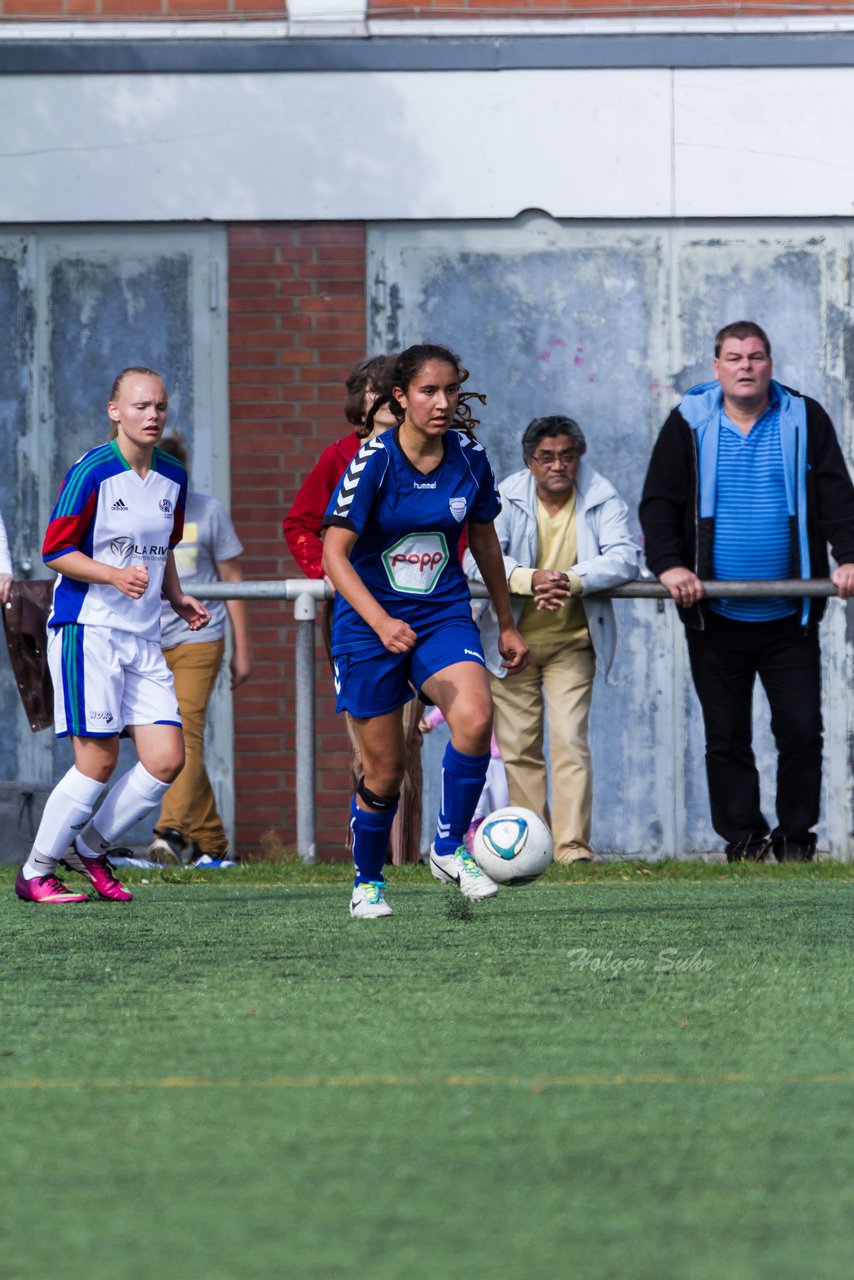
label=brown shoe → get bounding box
[553,844,594,865]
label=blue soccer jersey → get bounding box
[43,440,187,642]
[324,427,501,656]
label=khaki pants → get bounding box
[490,641,596,862]
[158,638,227,855]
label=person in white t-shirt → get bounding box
[15,367,210,905]
[148,431,252,865]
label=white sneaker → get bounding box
[349,880,394,920]
[147,827,190,866]
[429,844,498,901]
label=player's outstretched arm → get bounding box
[45,550,150,600]
[467,522,528,674]
[323,525,416,654]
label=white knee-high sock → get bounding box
[77,762,171,858]
[23,767,106,878]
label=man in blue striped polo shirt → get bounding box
[640,321,854,861]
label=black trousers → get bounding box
[685,611,823,849]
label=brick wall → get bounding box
[0,2,287,15]
[5,1,854,18]
[228,223,366,860]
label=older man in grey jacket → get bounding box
[465,415,640,863]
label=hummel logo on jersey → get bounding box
[111,499,129,511]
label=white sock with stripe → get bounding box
[76,762,171,858]
[22,767,106,879]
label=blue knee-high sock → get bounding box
[434,743,491,857]
[350,795,397,886]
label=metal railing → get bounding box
[190,578,847,863]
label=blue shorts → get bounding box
[332,620,486,718]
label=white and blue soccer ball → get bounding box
[472,807,553,886]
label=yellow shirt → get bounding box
[509,491,591,647]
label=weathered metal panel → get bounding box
[5,66,854,223]
[43,247,195,503]
[368,219,854,858]
[0,227,230,863]
[0,236,36,789]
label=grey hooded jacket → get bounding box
[463,461,641,679]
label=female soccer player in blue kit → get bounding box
[323,344,529,919]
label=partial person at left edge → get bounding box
[0,508,12,604]
[14,366,210,905]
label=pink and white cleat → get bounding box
[15,869,88,904]
[63,845,133,902]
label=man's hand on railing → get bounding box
[531,569,572,612]
[659,567,704,610]
[832,564,854,599]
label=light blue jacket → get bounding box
[463,461,641,679]
[678,379,811,625]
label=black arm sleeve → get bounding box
[639,411,695,577]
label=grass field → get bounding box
[1,859,853,1280]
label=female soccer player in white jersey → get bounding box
[14,367,210,904]
[323,344,528,919]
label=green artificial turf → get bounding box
[1,863,852,1280]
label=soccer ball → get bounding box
[471,807,554,886]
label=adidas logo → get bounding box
[111,498,129,511]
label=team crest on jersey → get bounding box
[449,497,467,523]
[159,498,174,516]
[382,533,449,595]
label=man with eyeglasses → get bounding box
[640,320,854,862]
[465,414,640,863]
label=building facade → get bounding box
[3,4,854,857]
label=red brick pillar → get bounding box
[228,223,366,860]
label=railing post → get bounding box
[294,591,317,865]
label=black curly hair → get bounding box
[365,343,486,438]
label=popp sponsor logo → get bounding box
[390,549,444,574]
[382,533,448,595]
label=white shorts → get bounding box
[48,624,182,739]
